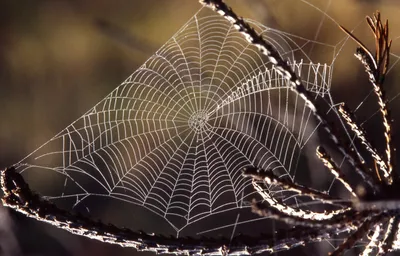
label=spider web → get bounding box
[9,1,400,254]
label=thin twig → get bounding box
[252,181,350,221]
[316,146,358,198]
[338,103,388,179]
[362,222,383,256]
[380,216,400,254]
[251,198,374,229]
[330,215,383,256]
[243,167,351,207]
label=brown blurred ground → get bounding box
[1,1,400,255]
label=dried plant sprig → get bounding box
[330,215,383,256]
[366,12,391,79]
[252,181,350,221]
[381,216,400,253]
[251,198,375,229]
[316,146,358,198]
[339,11,394,184]
[243,167,352,207]
[199,0,378,194]
[362,223,384,256]
[338,103,388,179]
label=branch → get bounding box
[316,146,358,198]
[339,12,394,184]
[380,216,400,254]
[252,181,350,222]
[330,214,383,256]
[200,0,378,193]
[243,167,351,207]
[251,198,373,229]
[338,103,388,180]
[362,222,383,256]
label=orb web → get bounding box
[14,4,352,243]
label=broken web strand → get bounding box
[4,1,400,255]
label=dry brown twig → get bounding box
[339,12,394,184]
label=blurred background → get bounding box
[1,0,400,255]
